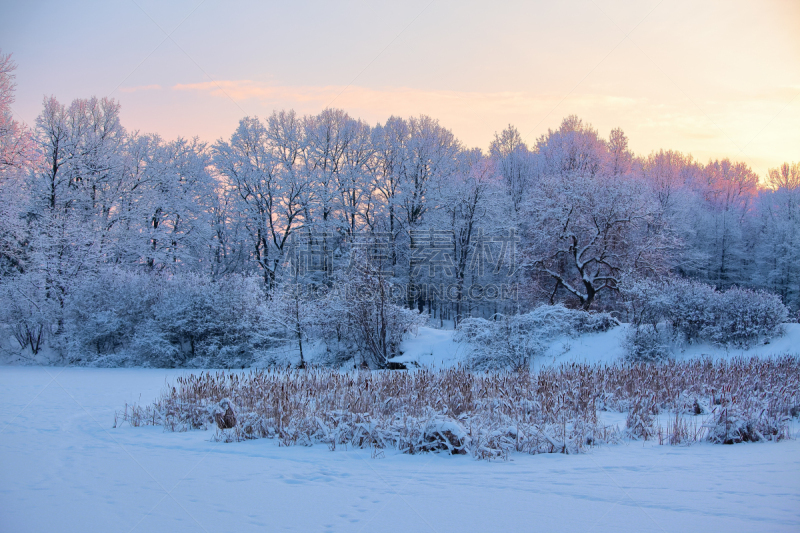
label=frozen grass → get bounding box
[120,356,800,459]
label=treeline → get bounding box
[0,51,798,366]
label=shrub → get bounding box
[456,304,618,370]
[62,270,274,367]
[619,276,672,331]
[625,398,656,440]
[0,273,55,358]
[457,316,541,371]
[138,273,273,367]
[668,279,719,344]
[621,278,790,360]
[702,287,788,348]
[307,257,424,369]
[623,325,671,363]
[62,270,153,365]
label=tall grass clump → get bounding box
[120,356,799,459]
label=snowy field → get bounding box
[2,366,799,533]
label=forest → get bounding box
[1,51,798,368]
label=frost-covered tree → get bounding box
[522,118,670,310]
[751,162,800,311]
[489,125,533,218]
[0,51,33,275]
[433,149,505,325]
[371,116,408,272]
[0,51,31,176]
[134,136,215,271]
[302,108,373,238]
[2,50,798,367]
[212,113,311,288]
[24,96,128,334]
[695,159,758,285]
[398,116,461,310]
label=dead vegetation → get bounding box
[119,356,800,459]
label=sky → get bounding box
[1,0,798,179]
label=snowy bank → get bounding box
[391,323,800,369]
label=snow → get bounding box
[1,367,799,532]
[390,326,467,367]
[393,323,800,369]
[538,327,630,367]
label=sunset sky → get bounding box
[2,0,798,179]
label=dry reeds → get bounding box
[119,356,800,458]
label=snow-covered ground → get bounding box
[393,323,800,369]
[1,366,799,532]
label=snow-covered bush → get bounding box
[705,403,788,444]
[62,270,153,364]
[313,256,424,368]
[62,270,273,367]
[623,325,671,363]
[701,287,788,348]
[620,276,673,330]
[141,273,273,368]
[621,278,789,359]
[456,304,618,370]
[0,271,60,358]
[456,316,540,371]
[667,278,719,344]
